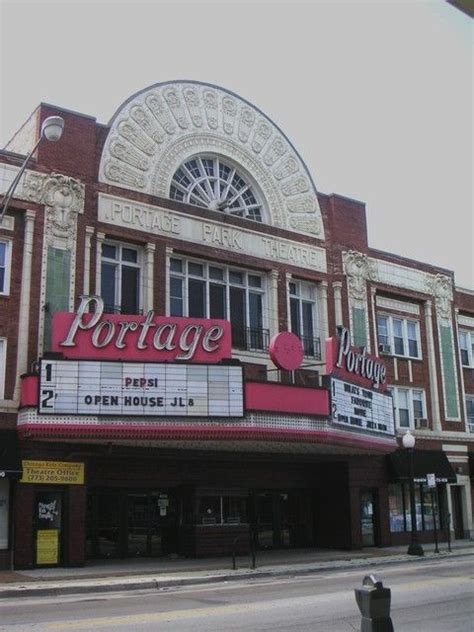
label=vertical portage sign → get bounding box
[326,327,387,391]
[326,327,394,436]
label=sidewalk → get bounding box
[1,541,473,599]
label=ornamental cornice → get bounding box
[99,81,324,238]
[342,250,378,300]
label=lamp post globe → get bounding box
[41,116,65,142]
[402,429,415,449]
[402,430,424,556]
[0,116,65,225]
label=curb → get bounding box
[1,550,473,599]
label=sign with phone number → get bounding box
[21,461,84,485]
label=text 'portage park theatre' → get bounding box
[40,295,243,417]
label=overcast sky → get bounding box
[1,0,472,287]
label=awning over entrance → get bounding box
[0,429,22,479]
[388,449,456,484]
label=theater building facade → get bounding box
[0,81,472,569]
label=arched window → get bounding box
[170,156,263,222]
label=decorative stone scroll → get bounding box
[342,251,378,301]
[23,172,85,249]
[425,273,454,323]
[98,81,324,239]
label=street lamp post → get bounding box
[402,430,424,556]
[0,116,65,225]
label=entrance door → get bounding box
[87,489,180,558]
[254,491,313,549]
[127,494,149,556]
[450,486,465,539]
[34,490,63,566]
[360,490,377,547]
[255,492,274,549]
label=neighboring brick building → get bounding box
[0,81,472,569]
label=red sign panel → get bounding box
[52,296,231,363]
[245,382,329,416]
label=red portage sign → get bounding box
[325,326,387,391]
[52,296,231,363]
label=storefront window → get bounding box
[197,494,248,525]
[198,496,221,525]
[422,486,437,531]
[389,482,440,533]
[223,496,248,525]
[388,483,405,532]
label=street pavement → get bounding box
[0,540,473,599]
[0,555,472,631]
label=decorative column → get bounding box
[95,232,105,298]
[333,281,343,328]
[268,270,279,338]
[22,172,85,354]
[165,247,173,316]
[13,210,35,399]
[424,300,441,431]
[285,272,292,330]
[370,286,378,357]
[342,250,377,351]
[318,281,329,361]
[144,242,156,312]
[83,226,95,295]
[425,274,460,421]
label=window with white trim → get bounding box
[169,257,267,351]
[388,386,426,429]
[376,314,421,359]
[466,396,474,432]
[0,339,5,400]
[459,330,474,368]
[288,280,321,359]
[0,240,11,295]
[101,242,142,314]
[170,156,264,222]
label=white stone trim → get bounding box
[333,282,343,328]
[375,296,420,315]
[458,314,474,328]
[424,301,441,431]
[318,281,329,362]
[144,242,156,312]
[269,270,279,339]
[95,232,105,298]
[442,444,468,453]
[0,338,6,400]
[99,193,327,273]
[98,81,324,239]
[14,210,35,398]
[165,246,173,316]
[83,226,95,295]
[0,216,14,231]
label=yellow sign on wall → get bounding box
[21,461,84,485]
[36,529,59,565]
